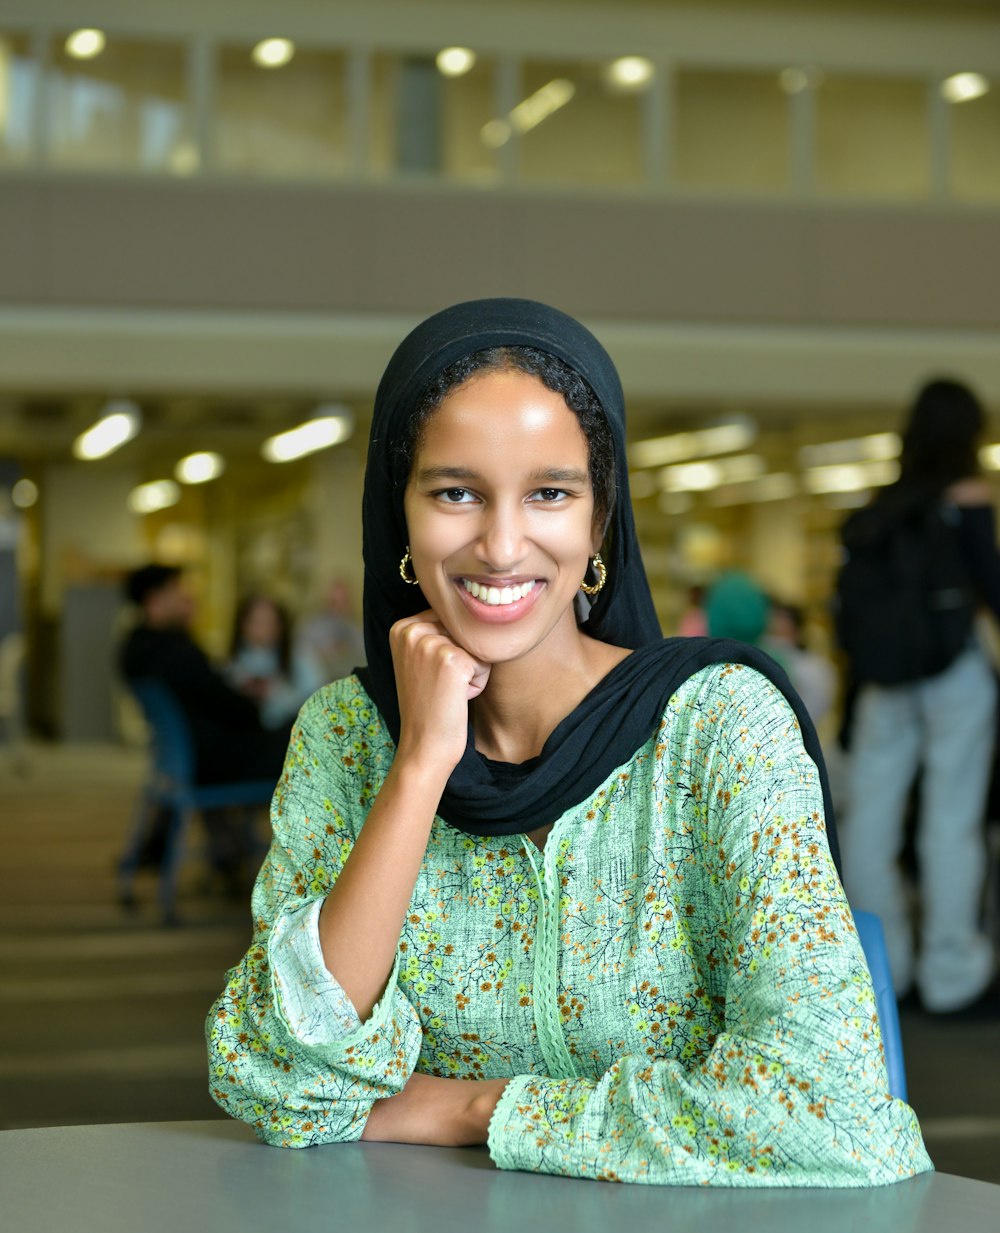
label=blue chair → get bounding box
[853,908,908,1102]
[119,678,278,924]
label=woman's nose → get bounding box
[477,504,527,570]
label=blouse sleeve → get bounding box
[488,667,933,1186]
[206,684,424,1147]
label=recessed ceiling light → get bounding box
[605,56,654,91]
[65,29,106,60]
[436,47,476,78]
[252,38,295,69]
[175,452,225,485]
[128,480,181,515]
[941,72,989,104]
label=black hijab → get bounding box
[357,299,839,871]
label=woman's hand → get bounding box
[389,610,490,779]
[361,1072,509,1147]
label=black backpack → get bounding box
[835,493,975,686]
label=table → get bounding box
[2,1119,999,1233]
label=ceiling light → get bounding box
[262,407,354,463]
[941,72,989,104]
[802,459,900,495]
[72,401,141,461]
[797,432,900,469]
[628,417,758,469]
[252,38,295,69]
[128,480,181,515]
[605,56,654,91]
[175,452,225,485]
[708,472,798,507]
[660,454,765,494]
[11,478,38,509]
[482,78,576,147]
[65,29,106,60]
[436,47,476,78]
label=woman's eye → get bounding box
[437,488,474,504]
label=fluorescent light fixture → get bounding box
[802,459,900,495]
[65,29,106,60]
[11,478,38,509]
[436,47,476,77]
[941,72,989,104]
[73,401,141,461]
[797,432,900,469]
[128,479,181,515]
[708,472,798,507]
[480,78,576,147]
[262,407,354,463]
[628,418,758,469]
[605,56,654,91]
[252,38,295,69]
[660,454,765,494]
[175,451,225,485]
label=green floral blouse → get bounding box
[206,663,932,1186]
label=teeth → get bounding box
[463,579,536,606]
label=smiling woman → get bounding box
[206,298,932,1187]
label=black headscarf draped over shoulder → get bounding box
[357,298,840,870]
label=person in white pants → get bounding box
[843,642,996,1011]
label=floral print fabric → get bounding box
[207,664,932,1185]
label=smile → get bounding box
[462,579,537,606]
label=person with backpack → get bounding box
[837,378,1000,1014]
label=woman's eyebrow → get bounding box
[415,465,588,484]
[529,467,589,484]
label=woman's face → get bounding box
[403,368,602,668]
[243,599,281,648]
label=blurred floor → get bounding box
[1,741,998,1183]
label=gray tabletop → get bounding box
[2,1119,999,1233]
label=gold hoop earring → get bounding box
[580,553,606,596]
[399,548,419,586]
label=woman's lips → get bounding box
[454,577,544,623]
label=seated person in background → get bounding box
[121,565,291,880]
[120,565,289,785]
[227,594,325,731]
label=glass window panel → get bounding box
[517,59,645,187]
[950,88,1000,202]
[215,45,347,177]
[816,75,930,199]
[674,69,790,193]
[441,57,497,184]
[369,53,397,177]
[0,32,38,165]
[367,53,497,182]
[47,36,189,172]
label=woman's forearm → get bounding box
[317,757,448,1021]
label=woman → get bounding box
[207,299,930,1185]
[227,594,325,732]
[841,379,1000,1013]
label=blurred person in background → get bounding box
[837,379,1000,1014]
[295,576,366,685]
[763,600,837,735]
[227,594,324,730]
[704,569,770,648]
[120,565,289,877]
